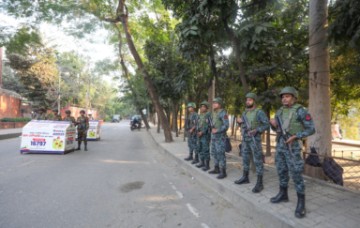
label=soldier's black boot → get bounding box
[202,160,210,171]
[208,165,220,174]
[196,159,204,168]
[84,141,88,151]
[295,193,306,218]
[252,175,264,193]
[191,154,199,164]
[234,171,250,185]
[216,168,227,179]
[76,141,81,150]
[270,186,289,203]
[184,153,193,161]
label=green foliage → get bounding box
[0,117,31,122]
[329,0,360,49]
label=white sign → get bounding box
[20,120,76,154]
[87,120,101,140]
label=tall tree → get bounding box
[308,0,332,158]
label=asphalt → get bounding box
[1,125,360,227]
[148,126,360,228]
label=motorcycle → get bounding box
[130,119,141,131]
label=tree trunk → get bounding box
[172,102,179,137]
[308,0,332,159]
[114,25,150,130]
[117,0,173,142]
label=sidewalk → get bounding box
[148,128,360,228]
[0,128,22,140]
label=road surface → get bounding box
[0,122,261,228]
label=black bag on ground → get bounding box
[225,136,232,153]
[305,147,322,167]
[322,157,344,186]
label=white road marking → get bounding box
[17,160,35,167]
[175,191,183,199]
[186,203,200,218]
[201,223,210,228]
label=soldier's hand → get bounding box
[197,132,203,137]
[248,129,257,136]
[189,129,194,134]
[236,117,243,124]
[211,128,217,134]
[270,119,277,128]
[286,135,297,144]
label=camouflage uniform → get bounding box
[273,104,315,194]
[49,112,62,121]
[76,115,89,150]
[197,111,211,162]
[240,108,269,175]
[210,107,229,170]
[184,102,198,161]
[63,116,76,124]
[270,86,315,219]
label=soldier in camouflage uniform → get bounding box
[63,110,76,125]
[184,102,199,162]
[234,93,269,193]
[195,101,211,171]
[208,97,229,179]
[35,108,47,120]
[49,109,62,121]
[76,110,89,151]
[269,87,315,219]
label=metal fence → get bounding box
[302,151,360,192]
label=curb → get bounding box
[0,132,21,140]
[148,131,294,228]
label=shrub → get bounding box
[0,117,32,122]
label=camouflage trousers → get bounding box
[197,135,210,161]
[275,138,305,194]
[241,138,264,175]
[77,130,87,142]
[187,133,198,155]
[210,135,226,169]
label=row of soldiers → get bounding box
[184,86,315,219]
[34,109,90,151]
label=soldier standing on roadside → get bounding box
[234,93,269,193]
[269,87,315,219]
[63,110,76,125]
[35,108,47,120]
[208,98,229,179]
[195,101,211,171]
[49,109,62,121]
[184,102,199,162]
[76,110,89,151]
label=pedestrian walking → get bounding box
[234,92,269,193]
[76,110,89,151]
[195,101,211,171]
[208,97,229,179]
[269,87,315,218]
[184,102,198,162]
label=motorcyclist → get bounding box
[130,115,141,129]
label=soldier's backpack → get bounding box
[322,156,344,186]
[305,147,322,167]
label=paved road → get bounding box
[0,122,261,228]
